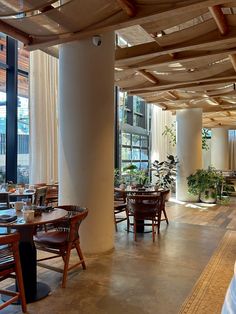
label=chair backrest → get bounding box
[0,193,10,209]
[0,232,20,270]
[56,205,88,242]
[127,194,161,220]
[46,185,58,201]
[34,186,47,206]
[159,189,170,208]
[114,188,126,203]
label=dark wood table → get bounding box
[8,191,35,203]
[0,208,67,303]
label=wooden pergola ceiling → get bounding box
[2,1,236,127]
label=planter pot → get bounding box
[200,188,217,203]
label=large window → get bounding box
[117,91,151,174]
[0,33,29,184]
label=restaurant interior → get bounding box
[1,1,236,313]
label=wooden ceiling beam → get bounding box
[208,5,228,35]
[116,48,236,69]
[137,70,159,84]
[126,75,236,94]
[229,54,236,72]
[0,20,31,45]
[115,28,236,64]
[116,0,137,17]
[25,0,233,50]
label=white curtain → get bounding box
[229,130,236,170]
[29,50,58,184]
[151,104,176,164]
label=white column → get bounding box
[176,108,202,201]
[211,127,229,170]
[58,33,115,254]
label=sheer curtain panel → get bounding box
[151,105,176,163]
[29,50,58,184]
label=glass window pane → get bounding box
[18,41,29,72]
[122,147,131,160]
[141,149,148,160]
[132,148,140,160]
[132,162,141,170]
[141,136,148,147]
[122,133,131,145]
[0,68,6,183]
[141,162,148,170]
[132,134,140,146]
[17,74,29,184]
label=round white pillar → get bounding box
[176,108,202,201]
[211,127,229,170]
[58,33,115,254]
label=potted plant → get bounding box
[122,164,149,188]
[152,155,178,194]
[187,166,224,203]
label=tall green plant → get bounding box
[152,155,178,189]
[187,166,224,198]
[162,123,210,150]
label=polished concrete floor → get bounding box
[1,199,234,314]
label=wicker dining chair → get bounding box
[0,232,27,313]
[34,205,88,288]
[127,194,162,242]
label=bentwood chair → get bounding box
[114,188,129,231]
[127,194,161,242]
[45,184,58,207]
[34,205,88,288]
[157,190,170,234]
[0,232,27,313]
[34,186,47,206]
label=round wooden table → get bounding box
[0,208,67,303]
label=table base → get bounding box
[1,281,51,304]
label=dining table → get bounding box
[8,190,35,202]
[0,207,67,303]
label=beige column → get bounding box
[176,108,202,201]
[211,127,229,170]
[58,33,115,254]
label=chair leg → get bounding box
[126,208,130,232]
[114,212,118,232]
[163,208,169,224]
[152,220,155,242]
[75,241,86,270]
[14,252,27,313]
[62,243,72,288]
[134,220,137,241]
[157,209,162,234]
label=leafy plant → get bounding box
[187,166,225,200]
[152,155,178,189]
[162,123,176,147]
[122,164,149,186]
[162,123,210,150]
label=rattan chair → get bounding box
[0,232,27,313]
[34,205,88,288]
[127,194,161,242]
